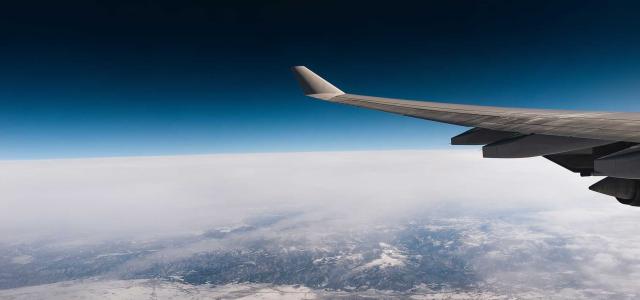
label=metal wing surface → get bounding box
[291,66,640,206]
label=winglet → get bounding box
[291,66,344,100]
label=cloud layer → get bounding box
[3,150,640,297]
[0,150,629,242]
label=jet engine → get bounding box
[589,177,640,206]
[451,128,640,206]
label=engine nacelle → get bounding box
[589,177,640,206]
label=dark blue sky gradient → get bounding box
[2,1,640,158]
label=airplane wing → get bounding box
[291,66,640,206]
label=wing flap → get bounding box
[482,134,611,158]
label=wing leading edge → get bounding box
[291,66,640,207]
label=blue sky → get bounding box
[2,1,640,159]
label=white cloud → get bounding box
[0,150,629,242]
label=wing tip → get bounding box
[291,66,344,100]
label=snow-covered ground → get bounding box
[0,279,316,300]
[0,278,538,300]
[361,242,407,269]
